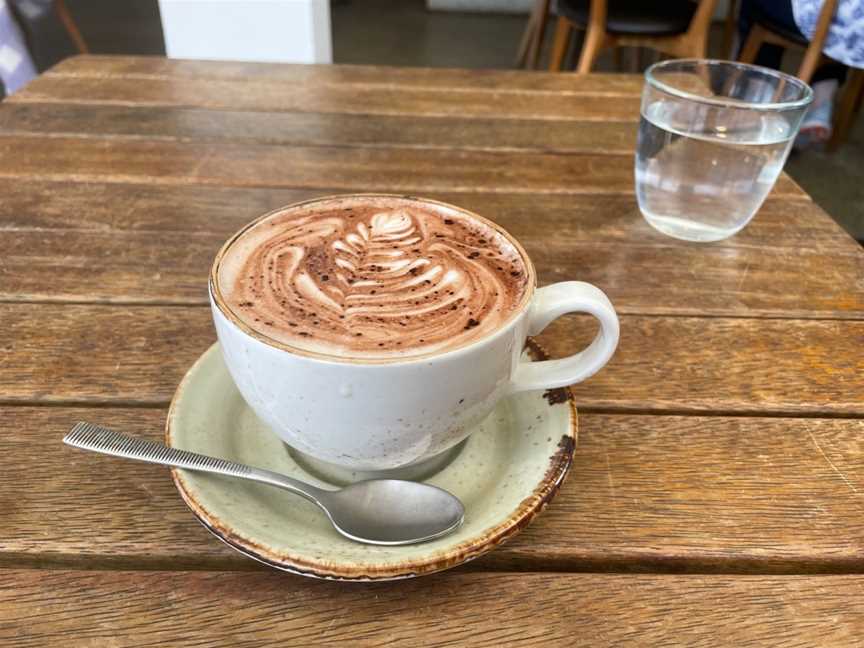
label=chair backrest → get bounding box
[586,0,607,38]
[798,0,838,82]
[685,0,721,45]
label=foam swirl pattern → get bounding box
[215,196,531,360]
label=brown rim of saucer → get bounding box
[165,338,576,581]
[208,193,538,365]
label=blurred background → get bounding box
[7,0,863,241]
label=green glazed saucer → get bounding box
[166,341,577,581]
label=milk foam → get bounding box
[216,196,531,359]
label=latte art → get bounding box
[216,196,531,359]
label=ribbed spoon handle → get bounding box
[64,421,253,478]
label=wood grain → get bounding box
[46,54,647,94]
[0,180,827,245]
[0,134,808,197]
[1,305,861,413]
[8,181,855,318]
[5,225,864,319]
[1,569,863,646]
[3,407,863,572]
[11,74,643,122]
[541,314,864,415]
[3,55,863,640]
[0,305,213,405]
[0,102,640,154]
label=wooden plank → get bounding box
[10,74,643,121]
[541,314,864,415]
[1,570,863,646]
[10,181,856,317]
[0,305,213,406]
[1,305,861,414]
[0,178,322,234]
[0,180,833,249]
[46,54,647,95]
[5,226,864,319]
[0,134,808,197]
[3,406,863,572]
[0,102,639,154]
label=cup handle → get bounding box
[508,281,619,394]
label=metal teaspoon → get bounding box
[64,422,465,546]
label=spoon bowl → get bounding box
[323,479,464,545]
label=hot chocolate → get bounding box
[214,195,532,360]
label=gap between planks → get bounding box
[0,299,860,322]
[3,552,864,576]
[5,95,642,123]
[0,170,687,195]
[1,398,861,420]
[0,126,640,156]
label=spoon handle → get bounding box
[63,422,328,504]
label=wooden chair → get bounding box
[546,0,719,74]
[738,0,863,150]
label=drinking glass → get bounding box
[635,59,812,242]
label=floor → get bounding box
[64,0,864,240]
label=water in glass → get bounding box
[636,98,794,242]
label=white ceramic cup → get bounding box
[210,197,619,472]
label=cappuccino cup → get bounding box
[210,195,618,472]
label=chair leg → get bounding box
[526,0,551,69]
[738,24,765,64]
[827,68,864,152]
[516,12,536,67]
[55,0,88,54]
[516,0,542,68]
[549,17,573,72]
[798,0,837,83]
[797,45,822,84]
[576,20,606,73]
[723,0,740,59]
[637,46,650,72]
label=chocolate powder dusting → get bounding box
[217,196,531,359]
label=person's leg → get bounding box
[0,1,37,95]
[798,60,848,150]
[796,70,847,149]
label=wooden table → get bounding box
[2,55,863,646]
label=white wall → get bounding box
[158,0,332,63]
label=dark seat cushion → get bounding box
[750,3,808,46]
[557,0,697,36]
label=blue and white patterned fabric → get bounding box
[0,0,36,94]
[793,0,864,68]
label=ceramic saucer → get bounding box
[166,341,577,581]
